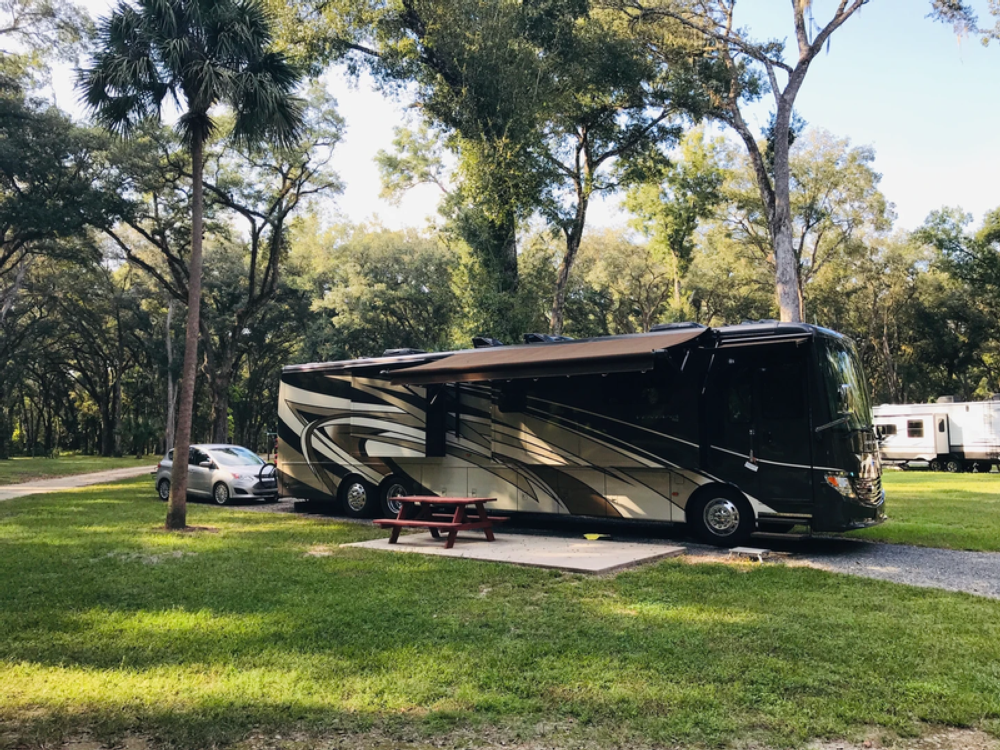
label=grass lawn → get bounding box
[0,454,153,485]
[849,470,1000,551]
[2,479,1000,749]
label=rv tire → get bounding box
[687,487,754,547]
[945,458,963,473]
[380,477,410,518]
[929,459,943,472]
[340,476,376,518]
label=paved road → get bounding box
[0,465,155,502]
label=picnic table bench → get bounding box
[374,496,507,549]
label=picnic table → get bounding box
[374,496,507,549]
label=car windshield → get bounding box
[820,338,873,429]
[210,447,264,466]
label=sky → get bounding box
[62,0,1000,234]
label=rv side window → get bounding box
[877,424,897,437]
[425,384,460,457]
[497,382,527,413]
[907,420,924,438]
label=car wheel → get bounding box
[157,478,170,502]
[945,458,963,473]
[340,476,376,518]
[929,459,943,472]
[688,487,754,547]
[380,477,411,518]
[213,482,232,506]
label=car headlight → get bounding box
[824,473,856,498]
[230,472,249,480]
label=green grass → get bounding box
[2,479,1000,749]
[849,471,1000,551]
[0,454,153,485]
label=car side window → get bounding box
[189,448,207,465]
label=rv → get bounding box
[277,322,884,547]
[873,397,1000,472]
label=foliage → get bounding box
[289,218,460,359]
[626,128,727,318]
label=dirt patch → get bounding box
[805,727,999,750]
[34,726,1000,750]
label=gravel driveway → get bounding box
[235,499,1000,600]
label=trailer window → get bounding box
[877,424,897,437]
[907,420,924,438]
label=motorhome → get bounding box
[873,397,1000,472]
[277,322,884,546]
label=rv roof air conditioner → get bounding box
[937,396,956,404]
[472,336,504,348]
[650,321,706,332]
[523,333,574,344]
[382,348,426,357]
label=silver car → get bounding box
[155,444,278,505]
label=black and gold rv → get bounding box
[277,322,884,546]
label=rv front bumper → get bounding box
[812,484,886,532]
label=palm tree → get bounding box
[79,0,303,529]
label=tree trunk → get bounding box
[550,231,581,337]
[770,100,802,323]
[112,372,123,458]
[0,399,10,460]
[167,131,206,530]
[210,365,232,444]
[165,299,177,452]
[550,193,589,336]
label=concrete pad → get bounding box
[344,531,685,573]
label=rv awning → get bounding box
[389,328,708,385]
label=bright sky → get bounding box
[64,0,1000,233]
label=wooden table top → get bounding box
[393,496,497,505]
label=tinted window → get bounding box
[877,424,897,437]
[907,420,924,438]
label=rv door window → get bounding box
[907,420,924,438]
[938,419,946,433]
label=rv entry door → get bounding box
[934,416,950,456]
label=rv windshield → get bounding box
[820,339,873,430]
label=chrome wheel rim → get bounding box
[214,483,229,505]
[703,498,740,536]
[158,481,169,500]
[385,483,407,516]
[346,482,368,513]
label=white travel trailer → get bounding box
[873,397,1000,472]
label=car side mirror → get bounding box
[199,461,213,468]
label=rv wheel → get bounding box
[688,488,754,547]
[380,477,411,518]
[945,458,963,473]
[929,459,943,472]
[340,476,376,518]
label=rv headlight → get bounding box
[824,473,856,498]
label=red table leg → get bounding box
[474,501,495,541]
